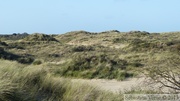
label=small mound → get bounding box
[65,30,96,35]
[126,30,150,35]
[0,47,34,64]
[0,41,8,47]
[0,33,29,40]
[23,33,58,42]
[0,47,4,53]
[99,30,120,34]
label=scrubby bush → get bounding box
[0,49,34,64]
[166,40,180,46]
[165,40,180,52]
[129,39,164,51]
[33,60,42,65]
[0,33,29,40]
[63,30,95,36]
[0,41,8,46]
[23,33,58,42]
[8,43,24,49]
[100,30,120,34]
[55,54,133,80]
[112,37,127,43]
[72,45,94,52]
[17,57,34,64]
[0,50,19,60]
[48,53,60,58]
[0,47,4,53]
[127,31,150,36]
[129,62,144,67]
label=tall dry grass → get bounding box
[0,60,123,101]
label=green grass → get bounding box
[52,53,136,80]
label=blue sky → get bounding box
[0,0,180,34]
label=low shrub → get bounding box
[72,45,94,52]
[17,57,34,64]
[55,54,133,80]
[112,37,127,43]
[0,41,8,46]
[0,48,34,64]
[127,31,150,36]
[33,60,42,65]
[129,62,144,67]
[23,33,58,42]
[48,54,60,58]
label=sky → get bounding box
[0,0,180,34]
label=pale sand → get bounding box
[71,77,171,93]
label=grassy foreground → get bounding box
[0,60,124,101]
[0,60,160,101]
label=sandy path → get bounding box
[71,77,174,93]
[71,77,148,93]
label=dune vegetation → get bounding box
[0,30,179,100]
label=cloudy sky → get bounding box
[0,0,180,34]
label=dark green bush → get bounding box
[112,37,127,43]
[117,71,134,80]
[48,54,60,58]
[23,33,58,42]
[0,41,8,46]
[129,39,163,51]
[129,62,143,67]
[72,45,94,52]
[17,57,34,64]
[0,33,29,40]
[166,40,180,46]
[127,31,150,36]
[0,47,4,53]
[8,43,24,49]
[0,50,19,60]
[33,60,42,65]
[0,49,34,64]
[55,54,131,79]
